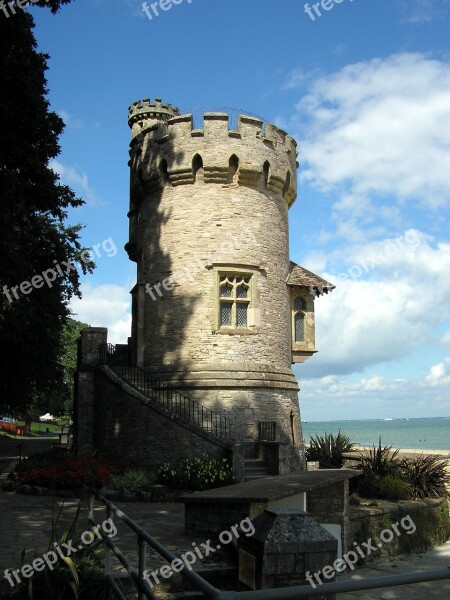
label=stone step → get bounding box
[243,459,267,466]
[244,474,271,481]
[244,468,271,476]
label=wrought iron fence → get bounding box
[99,343,232,442]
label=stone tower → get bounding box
[120,98,334,473]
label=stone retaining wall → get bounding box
[347,497,450,560]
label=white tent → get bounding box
[39,413,55,422]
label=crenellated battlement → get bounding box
[128,98,181,138]
[128,101,298,206]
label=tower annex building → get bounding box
[74,99,334,478]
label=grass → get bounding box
[0,421,61,439]
[17,421,61,434]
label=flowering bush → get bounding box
[158,455,235,491]
[15,456,134,490]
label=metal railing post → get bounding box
[105,507,113,600]
[138,537,147,600]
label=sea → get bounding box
[301,417,450,452]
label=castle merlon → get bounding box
[128,108,297,156]
[128,109,298,205]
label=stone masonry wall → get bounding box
[307,479,350,554]
[92,369,230,470]
[176,386,305,470]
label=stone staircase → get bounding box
[243,458,272,481]
[100,343,233,444]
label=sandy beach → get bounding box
[353,446,450,458]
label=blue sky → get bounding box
[29,0,450,420]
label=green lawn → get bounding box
[6,421,61,437]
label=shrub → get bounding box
[306,431,354,468]
[158,455,235,491]
[109,469,155,493]
[399,454,450,499]
[354,471,382,499]
[15,446,70,472]
[15,456,133,490]
[377,476,412,501]
[359,437,400,477]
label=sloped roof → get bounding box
[287,262,335,293]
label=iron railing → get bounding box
[99,343,233,443]
[89,492,450,600]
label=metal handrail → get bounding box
[99,343,233,443]
[89,492,450,600]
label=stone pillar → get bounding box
[238,509,337,599]
[74,327,107,457]
[307,479,350,555]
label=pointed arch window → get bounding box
[159,159,170,185]
[293,296,305,342]
[283,171,291,199]
[192,154,204,183]
[227,154,239,184]
[263,161,270,187]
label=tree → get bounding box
[0,2,92,415]
[60,318,90,414]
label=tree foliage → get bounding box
[0,3,91,415]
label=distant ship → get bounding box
[383,417,394,421]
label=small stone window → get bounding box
[293,296,305,342]
[227,154,239,184]
[219,274,251,328]
[263,161,270,187]
[192,154,204,183]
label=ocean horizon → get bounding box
[301,416,450,452]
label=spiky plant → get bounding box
[359,437,401,477]
[306,431,354,468]
[399,454,450,499]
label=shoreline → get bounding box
[352,445,450,457]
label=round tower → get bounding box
[126,99,304,472]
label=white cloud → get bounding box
[398,0,450,24]
[299,370,450,420]
[50,160,102,207]
[70,283,131,345]
[283,67,321,90]
[299,229,450,377]
[57,109,84,129]
[441,330,450,346]
[293,53,450,207]
[424,359,450,387]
